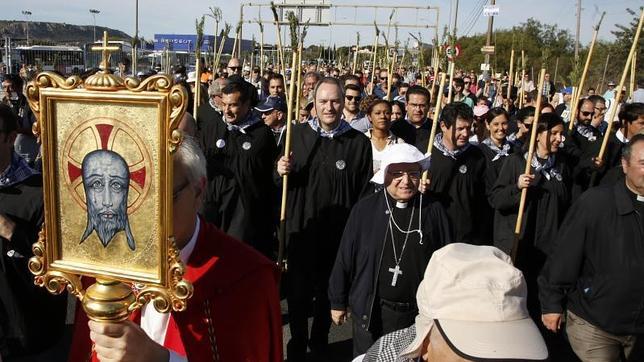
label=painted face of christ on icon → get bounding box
[80,150,136,250]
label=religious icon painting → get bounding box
[25,34,193,321]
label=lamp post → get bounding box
[89,9,100,43]
[21,10,32,45]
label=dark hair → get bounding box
[516,106,536,122]
[619,102,644,125]
[405,85,430,104]
[577,97,594,111]
[344,83,361,94]
[535,112,564,134]
[587,95,606,106]
[392,100,406,119]
[440,102,473,128]
[623,133,644,161]
[267,73,284,83]
[541,103,556,113]
[399,82,410,89]
[485,107,509,124]
[0,104,19,137]
[340,74,361,86]
[453,77,465,88]
[222,79,256,106]
[2,74,23,93]
[366,99,392,115]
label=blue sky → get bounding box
[2,0,641,46]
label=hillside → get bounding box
[0,20,132,44]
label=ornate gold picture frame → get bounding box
[25,34,192,321]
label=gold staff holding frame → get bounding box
[26,31,192,322]
[511,68,546,262]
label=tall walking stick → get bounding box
[421,73,447,184]
[370,22,380,95]
[569,12,605,132]
[270,2,287,78]
[193,16,205,119]
[507,49,515,111]
[511,69,546,263]
[597,9,644,162]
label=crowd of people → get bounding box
[1,54,644,362]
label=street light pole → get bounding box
[21,10,32,45]
[89,9,100,43]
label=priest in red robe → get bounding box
[68,136,283,362]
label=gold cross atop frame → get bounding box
[92,31,120,71]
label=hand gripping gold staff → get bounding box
[276,49,299,272]
[421,73,447,184]
[511,69,547,263]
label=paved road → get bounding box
[281,299,355,362]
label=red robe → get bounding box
[68,218,283,362]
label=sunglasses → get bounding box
[346,95,362,102]
[580,111,595,117]
[228,66,241,71]
[388,170,421,180]
[380,77,388,81]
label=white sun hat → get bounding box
[370,143,430,184]
[400,243,548,361]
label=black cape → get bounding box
[278,123,373,268]
[428,142,488,244]
[198,110,278,255]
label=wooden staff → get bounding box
[553,57,559,85]
[258,21,265,77]
[294,40,303,120]
[386,50,394,101]
[630,47,637,99]
[597,9,644,162]
[214,23,231,73]
[270,3,286,76]
[511,68,547,262]
[193,16,205,119]
[352,33,360,74]
[507,49,515,111]
[519,50,526,109]
[277,51,299,271]
[597,53,609,93]
[568,12,605,132]
[421,72,447,184]
[370,24,380,95]
[447,61,455,103]
[232,22,241,59]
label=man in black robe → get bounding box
[599,102,644,185]
[328,143,451,356]
[0,104,67,359]
[276,77,373,360]
[198,79,277,256]
[428,102,488,244]
[563,96,605,200]
[390,86,430,148]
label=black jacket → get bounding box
[538,181,644,335]
[328,191,451,331]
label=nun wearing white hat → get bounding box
[328,143,453,357]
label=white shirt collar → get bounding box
[179,217,200,264]
[616,129,628,143]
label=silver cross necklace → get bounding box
[387,203,415,287]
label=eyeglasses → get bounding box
[580,111,595,117]
[380,77,388,81]
[388,170,422,180]
[228,66,241,71]
[346,95,362,102]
